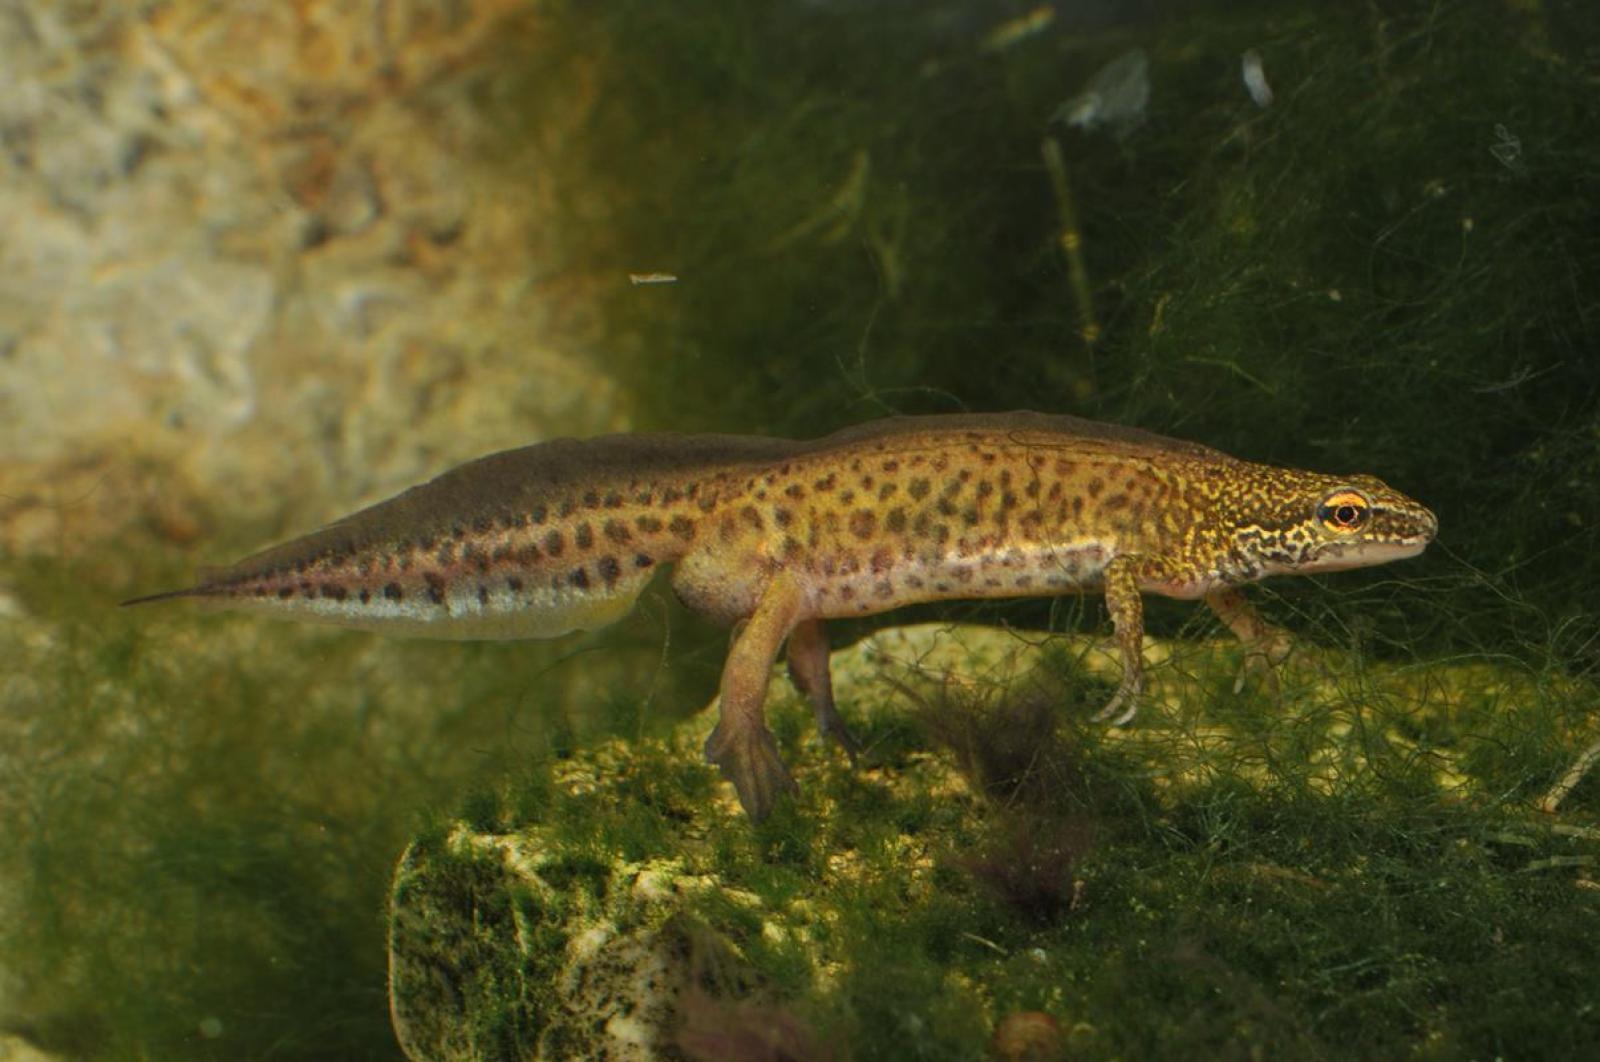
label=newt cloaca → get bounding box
[126,412,1437,821]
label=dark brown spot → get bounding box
[785,483,806,500]
[860,475,875,490]
[635,515,664,533]
[814,473,837,492]
[478,584,490,606]
[436,543,456,566]
[530,503,548,524]
[976,480,994,499]
[635,553,654,569]
[384,582,403,601]
[603,492,623,509]
[697,494,717,513]
[661,486,682,505]
[451,524,468,540]
[1087,478,1104,499]
[515,544,541,565]
[277,586,295,599]
[874,580,894,599]
[886,507,908,533]
[669,515,696,541]
[741,505,764,531]
[597,556,621,587]
[424,572,446,604]
[937,498,958,517]
[1071,496,1084,518]
[840,490,856,505]
[906,574,925,589]
[604,519,632,544]
[358,588,371,604]
[558,499,576,518]
[567,567,590,589]
[544,529,565,557]
[849,510,877,539]
[508,577,524,592]
[870,547,893,573]
[840,585,855,600]
[583,490,601,509]
[882,459,900,473]
[575,523,594,550]
[320,583,347,601]
[878,482,898,501]
[908,478,931,501]
[774,507,794,528]
[1104,493,1129,510]
[472,516,493,534]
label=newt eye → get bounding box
[1317,490,1370,533]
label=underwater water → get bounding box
[3,0,1600,1057]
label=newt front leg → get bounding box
[1204,585,1294,696]
[1093,554,1146,725]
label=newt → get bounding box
[125,412,1437,821]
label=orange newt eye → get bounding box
[1317,490,1370,533]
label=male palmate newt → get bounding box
[127,413,1437,820]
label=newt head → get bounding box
[1230,471,1438,579]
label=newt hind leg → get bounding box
[785,618,861,766]
[703,572,806,821]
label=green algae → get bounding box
[386,626,1600,1059]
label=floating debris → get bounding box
[1242,48,1274,107]
[981,5,1055,53]
[1490,123,1523,170]
[628,272,679,285]
[1054,48,1149,136]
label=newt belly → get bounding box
[125,412,1438,821]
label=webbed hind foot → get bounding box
[705,723,799,822]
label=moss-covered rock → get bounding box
[389,623,1600,1058]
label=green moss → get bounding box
[377,623,1600,1058]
